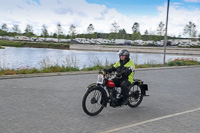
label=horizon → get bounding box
[0,0,200,37]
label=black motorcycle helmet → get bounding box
[118,49,130,60]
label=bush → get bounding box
[4,69,16,75]
[167,58,200,66]
[0,45,5,49]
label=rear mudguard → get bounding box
[141,84,148,96]
[131,79,149,96]
[86,83,109,107]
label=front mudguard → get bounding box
[87,83,96,91]
[86,84,109,107]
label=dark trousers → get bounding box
[112,78,131,99]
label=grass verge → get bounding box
[0,45,5,49]
[0,40,69,49]
[0,58,200,75]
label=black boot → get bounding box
[121,97,128,105]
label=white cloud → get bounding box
[126,2,200,37]
[158,3,200,36]
[0,0,200,37]
[184,0,200,3]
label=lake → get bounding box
[0,47,200,69]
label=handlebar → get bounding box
[99,70,122,79]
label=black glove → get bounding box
[104,69,108,73]
[116,73,122,77]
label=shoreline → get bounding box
[1,65,200,79]
[1,39,200,55]
[70,44,200,56]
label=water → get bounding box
[0,47,200,69]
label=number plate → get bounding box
[97,74,104,84]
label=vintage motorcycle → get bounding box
[82,70,149,116]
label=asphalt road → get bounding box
[0,67,200,133]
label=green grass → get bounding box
[81,64,110,71]
[0,66,79,75]
[0,45,5,49]
[0,58,200,75]
[0,40,69,49]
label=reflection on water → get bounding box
[0,47,200,69]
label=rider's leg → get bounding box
[120,80,131,104]
[112,78,121,87]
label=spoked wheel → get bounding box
[128,84,143,108]
[82,87,105,116]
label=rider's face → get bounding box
[120,55,125,60]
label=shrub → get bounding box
[4,70,16,75]
[167,58,200,66]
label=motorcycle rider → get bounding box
[104,49,135,105]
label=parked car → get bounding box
[115,39,125,45]
[30,37,37,41]
[38,37,46,42]
[178,43,191,47]
[59,39,71,43]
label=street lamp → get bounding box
[163,0,170,66]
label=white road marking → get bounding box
[100,107,200,133]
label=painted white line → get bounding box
[100,107,200,133]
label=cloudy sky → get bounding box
[0,0,200,37]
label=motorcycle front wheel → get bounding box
[82,86,105,116]
[128,84,143,108]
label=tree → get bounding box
[118,29,127,39]
[57,23,63,36]
[12,24,21,34]
[111,22,120,33]
[144,30,148,35]
[87,24,95,39]
[198,34,200,41]
[110,22,120,39]
[132,22,141,40]
[157,21,165,36]
[143,30,149,41]
[57,23,63,41]
[0,23,8,36]
[178,34,182,38]
[24,24,34,37]
[1,23,8,32]
[183,21,197,37]
[41,24,49,38]
[132,22,140,33]
[53,33,57,38]
[87,24,94,34]
[68,24,76,38]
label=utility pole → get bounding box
[163,0,170,66]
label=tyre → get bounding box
[128,84,143,108]
[82,86,105,116]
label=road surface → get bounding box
[0,67,200,133]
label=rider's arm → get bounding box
[105,66,116,73]
[121,66,134,77]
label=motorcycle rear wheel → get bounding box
[82,87,105,116]
[128,84,143,108]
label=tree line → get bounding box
[0,21,199,41]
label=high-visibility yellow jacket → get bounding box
[113,59,135,84]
